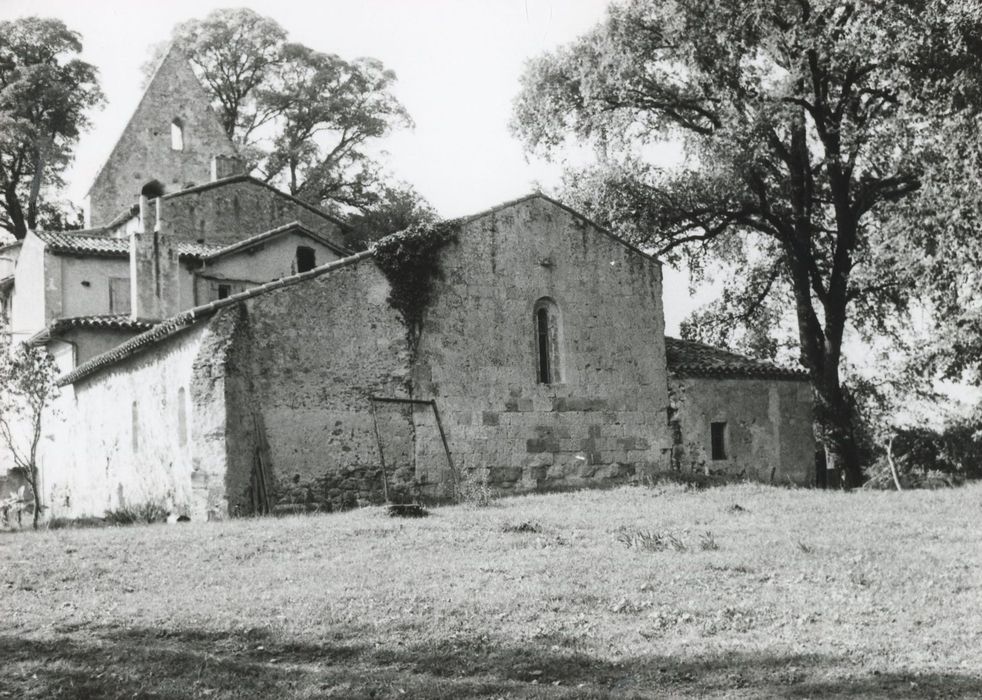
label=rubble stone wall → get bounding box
[669,375,815,484]
[161,180,346,248]
[415,197,672,493]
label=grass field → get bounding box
[2,482,981,699]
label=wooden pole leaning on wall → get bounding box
[369,398,390,503]
[369,396,459,501]
[251,412,273,514]
[428,401,460,499]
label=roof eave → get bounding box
[58,249,374,386]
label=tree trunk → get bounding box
[27,467,41,530]
[4,187,27,239]
[26,144,46,232]
[812,376,864,489]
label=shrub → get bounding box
[457,469,495,507]
[699,531,719,551]
[104,501,168,526]
[47,516,107,530]
[616,527,687,552]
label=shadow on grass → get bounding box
[1,625,979,699]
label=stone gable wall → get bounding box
[87,48,238,226]
[415,198,672,493]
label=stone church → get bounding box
[0,47,815,521]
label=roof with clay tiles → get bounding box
[33,229,225,259]
[201,221,351,261]
[57,250,375,386]
[665,337,808,380]
[58,193,664,386]
[29,315,156,345]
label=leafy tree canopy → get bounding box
[149,8,427,236]
[512,0,982,486]
[0,339,59,528]
[0,17,103,238]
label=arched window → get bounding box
[177,387,188,447]
[296,246,316,273]
[533,297,563,384]
[141,180,165,198]
[170,118,184,151]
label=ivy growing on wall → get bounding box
[373,220,459,353]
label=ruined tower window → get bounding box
[533,297,563,384]
[141,180,165,199]
[217,283,231,300]
[711,422,728,460]
[296,246,316,273]
[177,387,188,447]
[132,401,139,453]
[170,118,184,151]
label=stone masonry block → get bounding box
[489,466,523,484]
[526,438,560,453]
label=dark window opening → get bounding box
[296,246,316,273]
[141,180,165,198]
[711,422,727,460]
[217,284,231,300]
[536,307,551,383]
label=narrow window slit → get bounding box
[536,307,551,383]
[711,422,727,460]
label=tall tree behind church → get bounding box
[0,17,103,239]
[152,8,429,238]
[511,0,982,487]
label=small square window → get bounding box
[711,422,727,460]
[296,246,316,273]
[217,284,231,300]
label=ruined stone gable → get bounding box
[86,46,239,226]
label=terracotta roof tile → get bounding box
[665,337,807,380]
[29,315,156,345]
[51,315,156,333]
[57,250,374,386]
[33,229,224,258]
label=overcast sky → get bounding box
[0,0,612,215]
[0,0,699,331]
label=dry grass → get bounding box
[1,482,981,698]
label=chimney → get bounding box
[211,154,244,181]
[130,197,180,321]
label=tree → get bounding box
[512,0,980,487]
[158,8,416,217]
[144,8,286,144]
[0,17,103,239]
[341,181,438,250]
[0,342,58,529]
